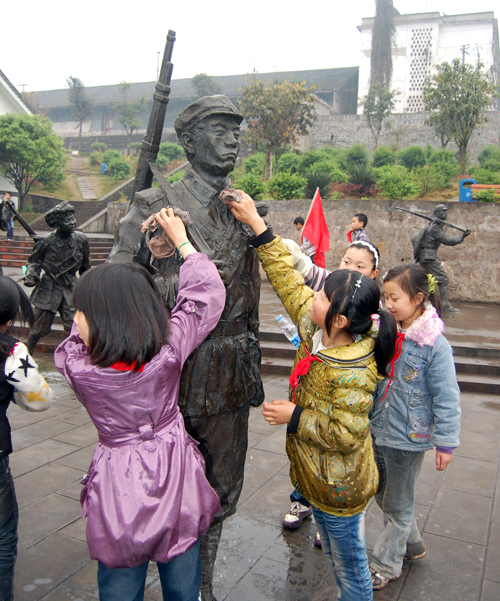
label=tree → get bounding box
[239,79,316,178]
[370,0,396,89]
[362,83,396,148]
[423,59,497,170]
[114,82,148,149]
[191,73,223,99]
[0,113,67,210]
[67,76,94,154]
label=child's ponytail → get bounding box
[323,270,397,378]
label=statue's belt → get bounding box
[208,320,248,338]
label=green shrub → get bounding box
[158,142,184,162]
[89,152,102,166]
[473,188,500,202]
[478,145,500,167]
[344,144,369,170]
[156,155,169,169]
[372,146,396,168]
[91,142,107,152]
[469,167,500,185]
[304,171,333,199]
[232,173,266,199]
[108,157,131,181]
[277,152,300,174]
[480,159,500,172]
[347,163,377,191]
[129,142,142,155]
[431,161,458,186]
[167,169,184,184]
[376,165,418,199]
[243,152,266,175]
[266,172,307,200]
[428,148,457,165]
[103,149,121,163]
[398,146,426,170]
[413,166,445,196]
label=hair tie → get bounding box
[371,313,381,326]
[427,273,438,294]
[348,241,380,269]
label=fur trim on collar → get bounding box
[403,303,445,348]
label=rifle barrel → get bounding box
[131,30,176,202]
[394,205,468,233]
[6,201,38,239]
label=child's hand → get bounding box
[435,451,453,471]
[262,399,295,426]
[227,190,267,236]
[156,207,187,245]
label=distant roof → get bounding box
[34,67,359,109]
[0,68,34,113]
[358,10,496,30]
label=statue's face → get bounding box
[435,207,447,221]
[191,115,240,176]
[58,214,77,234]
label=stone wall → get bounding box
[266,199,500,304]
[305,111,500,162]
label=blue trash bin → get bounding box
[459,179,476,202]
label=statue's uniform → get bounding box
[109,167,264,524]
[415,221,462,286]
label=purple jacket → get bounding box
[54,254,225,569]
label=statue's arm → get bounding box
[79,238,92,274]
[433,226,463,247]
[25,238,47,278]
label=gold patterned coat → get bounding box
[255,236,380,517]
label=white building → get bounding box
[0,69,34,206]
[357,11,500,114]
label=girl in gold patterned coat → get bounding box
[228,192,397,601]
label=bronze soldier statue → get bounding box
[24,202,91,353]
[411,204,470,312]
[109,95,264,601]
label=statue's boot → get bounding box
[439,284,460,313]
[26,332,39,356]
[199,521,223,601]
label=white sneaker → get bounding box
[282,501,313,529]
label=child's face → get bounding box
[383,280,423,330]
[339,247,378,279]
[74,310,90,345]
[309,288,330,329]
[294,222,303,232]
[351,216,363,231]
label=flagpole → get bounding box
[303,187,320,229]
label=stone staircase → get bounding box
[25,200,109,232]
[0,237,114,268]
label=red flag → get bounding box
[302,188,330,268]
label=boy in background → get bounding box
[347,213,369,243]
[294,216,317,262]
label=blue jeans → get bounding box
[312,507,372,601]
[290,488,310,506]
[97,541,201,601]
[0,454,18,601]
[370,443,425,578]
[6,220,13,241]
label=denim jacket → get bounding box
[370,304,461,452]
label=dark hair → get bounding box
[294,217,305,226]
[383,263,442,316]
[73,263,169,369]
[354,213,367,227]
[45,201,75,228]
[345,241,380,271]
[0,276,34,360]
[323,270,396,378]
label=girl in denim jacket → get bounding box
[369,263,461,590]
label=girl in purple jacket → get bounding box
[54,208,225,601]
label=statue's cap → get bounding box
[174,95,243,137]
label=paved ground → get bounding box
[7,359,500,601]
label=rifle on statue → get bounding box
[131,30,176,203]
[5,200,40,240]
[392,204,469,233]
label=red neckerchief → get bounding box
[111,360,145,373]
[289,345,321,402]
[379,331,405,404]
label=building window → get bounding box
[406,28,433,113]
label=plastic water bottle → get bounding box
[276,314,300,348]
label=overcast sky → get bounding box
[3,0,498,92]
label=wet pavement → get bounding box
[3,268,500,600]
[7,356,500,601]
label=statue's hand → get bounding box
[23,275,38,287]
[461,229,471,241]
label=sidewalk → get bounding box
[8,356,500,601]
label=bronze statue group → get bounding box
[0,95,466,601]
